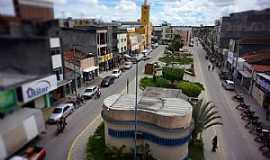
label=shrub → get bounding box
[140,77,170,90]
[162,67,184,85]
[140,77,156,90]
[86,123,105,160]
[158,55,193,65]
[155,77,171,88]
[177,81,204,98]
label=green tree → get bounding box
[168,34,182,52]
[191,100,223,143]
[162,67,184,86]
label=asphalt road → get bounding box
[192,40,267,160]
[38,45,166,160]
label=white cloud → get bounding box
[115,0,137,12]
[53,0,270,26]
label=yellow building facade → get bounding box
[135,0,152,48]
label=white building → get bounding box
[102,87,193,160]
[117,32,128,54]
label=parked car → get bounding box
[82,85,98,99]
[111,69,122,78]
[222,80,235,90]
[153,43,159,48]
[124,61,133,69]
[10,146,47,160]
[219,71,231,80]
[142,55,151,61]
[101,76,115,87]
[48,103,74,123]
[210,57,216,63]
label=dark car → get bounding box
[101,76,115,87]
[219,71,232,80]
[210,57,216,63]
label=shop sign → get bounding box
[99,53,113,63]
[256,75,270,93]
[99,55,105,63]
[0,89,17,112]
[22,75,57,103]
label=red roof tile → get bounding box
[240,37,270,45]
[241,50,270,64]
[254,65,270,72]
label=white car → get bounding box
[82,85,98,99]
[112,69,122,78]
[48,103,74,123]
[124,61,133,69]
[222,80,235,90]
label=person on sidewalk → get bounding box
[212,135,218,152]
[208,64,211,71]
[212,65,215,71]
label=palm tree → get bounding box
[105,145,127,160]
[191,100,223,143]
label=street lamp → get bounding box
[134,54,139,160]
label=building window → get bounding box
[51,48,60,55]
[53,68,63,81]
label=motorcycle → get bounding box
[95,90,101,99]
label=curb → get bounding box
[66,88,127,160]
[67,115,102,160]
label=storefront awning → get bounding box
[57,79,72,87]
[239,70,252,78]
[83,66,99,73]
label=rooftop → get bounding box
[241,50,270,64]
[104,87,192,117]
[0,69,39,91]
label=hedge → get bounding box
[140,77,171,90]
[177,81,204,98]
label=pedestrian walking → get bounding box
[208,64,211,71]
[59,117,67,133]
[212,65,215,71]
[212,135,218,152]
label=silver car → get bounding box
[222,80,235,90]
[48,103,75,123]
[82,85,98,99]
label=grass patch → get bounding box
[189,140,205,160]
[86,122,105,160]
[159,55,193,65]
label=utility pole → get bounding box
[127,78,129,94]
[73,46,78,95]
[134,58,139,160]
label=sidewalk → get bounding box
[191,44,224,160]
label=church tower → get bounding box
[141,0,150,26]
[141,0,151,48]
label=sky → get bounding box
[1,0,270,26]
